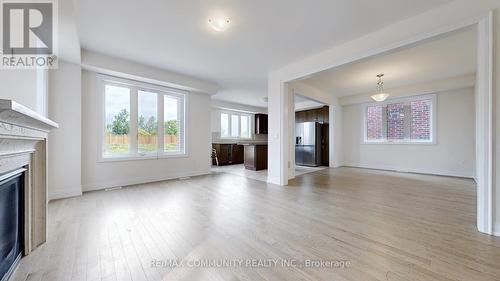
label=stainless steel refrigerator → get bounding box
[295,122,321,167]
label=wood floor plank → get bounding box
[8,167,500,281]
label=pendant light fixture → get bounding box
[371,74,390,102]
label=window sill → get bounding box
[99,153,189,163]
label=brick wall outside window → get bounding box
[365,95,434,143]
[387,103,405,140]
[410,99,431,140]
[366,105,383,140]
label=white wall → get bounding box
[48,60,82,199]
[342,88,475,178]
[81,70,212,191]
[493,9,500,236]
[82,50,218,95]
[0,70,40,113]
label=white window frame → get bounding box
[220,111,252,140]
[98,74,188,161]
[362,94,437,145]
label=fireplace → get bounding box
[0,99,58,281]
[0,169,24,281]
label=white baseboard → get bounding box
[49,188,83,201]
[494,225,500,237]
[82,170,211,192]
[342,163,474,179]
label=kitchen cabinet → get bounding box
[320,124,329,166]
[244,144,268,171]
[255,114,268,134]
[212,144,244,165]
[296,111,307,123]
[295,106,329,124]
[306,110,318,122]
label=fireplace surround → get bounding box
[0,169,24,281]
[0,99,58,281]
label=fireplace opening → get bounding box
[0,168,25,281]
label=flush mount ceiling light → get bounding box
[208,17,230,32]
[371,74,390,102]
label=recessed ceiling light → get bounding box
[208,17,230,32]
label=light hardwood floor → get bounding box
[10,167,500,281]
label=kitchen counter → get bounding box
[243,144,268,170]
[212,141,268,145]
[239,142,268,146]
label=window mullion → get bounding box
[130,87,139,155]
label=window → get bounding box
[231,115,239,138]
[387,103,405,140]
[364,95,435,144]
[164,95,185,154]
[221,113,229,138]
[101,75,187,160]
[410,99,431,140]
[138,91,158,153]
[240,115,249,138]
[366,105,383,141]
[104,85,131,154]
[220,111,251,139]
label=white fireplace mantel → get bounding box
[0,99,58,132]
[0,99,58,257]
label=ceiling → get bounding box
[74,0,450,107]
[301,27,477,97]
[294,94,325,111]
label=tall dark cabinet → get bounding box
[320,124,329,166]
[255,114,268,134]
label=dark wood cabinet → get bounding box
[255,114,268,134]
[320,124,329,166]
[295,111,307,123]
[306,109,318,122]
[244,145,268,171]
[212,144,244,165]
[295,106,329,124]
[316,106,329,123]
[231,144,244,163]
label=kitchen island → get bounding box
[242,143,268,171]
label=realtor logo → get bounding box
[1,0,58,69]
